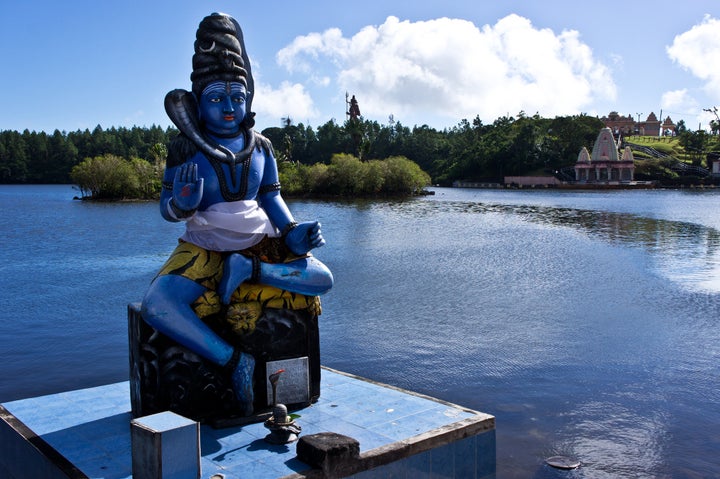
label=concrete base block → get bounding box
[131,411,200,479]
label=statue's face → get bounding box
[199,81,247,135]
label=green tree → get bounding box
[314,120,345,164]
[24,130,49,182]
[304,163,329,193]
[676,119,687,135]
[345,118,365,158]
[129,157,160,199]
[47,129,79,182]
[149,142,168,176]
[362,160,386,194]
[406,125,449,179]
[0,130,29,182]
[479,116,515,179]
[325,153,365,195]
[679,129,709,167]
[71,154,139,199]
[504,114,544,175]
[382,156,431,194]
[443,117,484,184]
[543,115,603,169]
[278,161,304,195]
[67,128,94,162]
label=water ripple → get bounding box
[379,197,720,294]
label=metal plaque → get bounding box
[265,357,310,406]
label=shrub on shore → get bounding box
[279,154,431,197]
[71,154,160,200]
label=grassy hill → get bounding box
[625,135,720,184]
[627,135,720,163]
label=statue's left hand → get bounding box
[285,221,326,255]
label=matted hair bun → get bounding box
[190,12,256,127]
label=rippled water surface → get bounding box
[1,185,719,478]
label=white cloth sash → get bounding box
[180,200,279,251]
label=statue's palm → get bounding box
[173,162,203,213]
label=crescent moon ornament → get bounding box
[199,41,215,53]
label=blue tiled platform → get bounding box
[0,368,495,478]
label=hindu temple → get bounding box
[574,127,635,183]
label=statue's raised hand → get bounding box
[171,162,203,218]
[285,221,326,256]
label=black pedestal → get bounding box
[128,303,320,424]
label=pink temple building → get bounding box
[575,127,635,182]
[601,111,672,136]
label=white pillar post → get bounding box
[131,411,201,479]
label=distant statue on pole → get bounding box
[347,94,361,121]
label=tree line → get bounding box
[258,113,607,184]
[0,125,175,184]
[3,112,676,197]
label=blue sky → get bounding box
[2,0,720,134]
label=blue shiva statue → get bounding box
[141,12,333,417]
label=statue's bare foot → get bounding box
[219,253,253,304]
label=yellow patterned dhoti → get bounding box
[156,238,321,334]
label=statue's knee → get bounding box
[311,259,334,294]
[318,269,334,294]
[140,278,177,329]
[140,289,164,329]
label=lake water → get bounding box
[1,184,719,478]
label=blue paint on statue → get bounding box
[198,82,247,136]
[141,12,332,417]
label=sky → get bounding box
[2,0,720,134]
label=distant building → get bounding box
[639,112,662,136]
[600,111,672,137]
[709,153,720,177]
[574,127,635,182]
[503,176,561,187]
[601,111,635,135]
[661,116,676,136]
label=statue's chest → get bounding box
[198,154,263,202]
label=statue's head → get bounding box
[191,12,255,129]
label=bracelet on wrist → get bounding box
[281,221,298,236]
[169,198,196,219]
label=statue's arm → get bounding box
[159,167,178,222]
[256,146,294,230]
[257,148,325,255]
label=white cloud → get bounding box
[667,15,720,102]
[661,89,698,113]
[276,14,616,125]
[252,81,319,125]
[660,89,716,131]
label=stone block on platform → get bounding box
[130,411,200,479]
